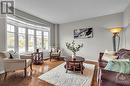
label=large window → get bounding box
[36,30,42,49]
[18,27,26,53]
[7,24,50,53]
[28,29,34,51]
[44,32,49,50]
[7,24,15,51]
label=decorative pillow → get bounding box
[105,60,130,74]
[104,50,115,55]
[120,53,130,59]
[116,49,128,59]
[51,48,58,53]
[102,50,117,61]
[8,50,20,59]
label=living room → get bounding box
[0,0,130,86]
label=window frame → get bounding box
[6,23,50,53]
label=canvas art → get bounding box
[74,27,93,39]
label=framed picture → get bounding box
[74,27,93,39]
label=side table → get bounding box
[31,52,43,65]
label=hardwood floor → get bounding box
[0,59,99,86]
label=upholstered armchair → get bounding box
[49,48,61,61]
[0,51,32,78]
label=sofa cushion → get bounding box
[105,60,130,74]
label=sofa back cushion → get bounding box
[105,60,130,74]
[0,51,10,58]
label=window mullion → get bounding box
[34,29,36,50]
[42,31,44,49]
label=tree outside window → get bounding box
[7,24,15,51]
[18,27,25,53]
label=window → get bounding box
[36,30,42,49]
[44,32,49,50]
[7,21,50,53]
[18,27,26,53]
[7,24,15,51]
[28,29,34,51]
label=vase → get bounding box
[36,49,39,52]
[72,53,76,59]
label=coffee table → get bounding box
[64,56,85,74]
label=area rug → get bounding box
[39,63,95,86]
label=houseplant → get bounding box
[66,40,83,58]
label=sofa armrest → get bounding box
[98,52,104,62]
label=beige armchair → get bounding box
[0,51,32,78]
[49,48,61,61]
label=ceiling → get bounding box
[15,0,130,24]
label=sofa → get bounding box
[98,49,130,86]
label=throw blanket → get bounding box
[105,60,130,74]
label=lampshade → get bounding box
[110,27,123,33]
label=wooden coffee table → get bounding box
[64,56,85,74]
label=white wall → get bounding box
[59,13,123,61]
[0,14,7,51]
[123,4,130,49]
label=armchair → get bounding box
[0,51,32,78]
[49,48,61,61]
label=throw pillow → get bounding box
[105,50,115,55]
[105,60,130,74]
[116,49,128,59]
[102,50,117,61]
[8,50,20,59]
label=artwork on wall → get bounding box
[74,27,93,39]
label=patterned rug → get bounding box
[39,63,95,86]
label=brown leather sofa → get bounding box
[98,49,130,86]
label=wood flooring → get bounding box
[0,59,99,86]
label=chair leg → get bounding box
[4,72,7,80]
[24,68,27,77]
[50,57,51,61]
[30,64,32,71]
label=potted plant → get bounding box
[66,41,83,58]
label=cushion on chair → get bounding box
[51,53,59,56]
